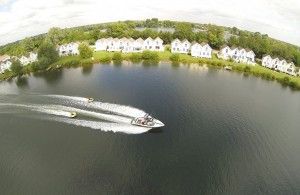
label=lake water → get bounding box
[1,62,300,194]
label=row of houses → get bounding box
[170,39,213,59]
[95,37,165,53]
[0,52,38,73]
[262,55,297,76]
[217,46,256,65]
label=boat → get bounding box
[87,97,94,103]
[70,112,77,118]
[131,114,164,128]
[46,66,52,71]
[56,64,62,69]
[224,66,232,71]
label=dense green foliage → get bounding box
[10,60,22,73]
[78,42,93,59]
[37,42,59,69]
[141,50,159,60]
[1,19,299,66]
[112,52,122,61]
[169,53,180,61]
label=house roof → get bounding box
[262,54,271,58]
[145,37,153,41]
[220,45,229,50]
[200,42,208,47]
[154,37,163,42]
[136,38,144,43]
[181,39,190,44]
[191,41,198,46]
[0,54,10,62]
[171,38,181,44]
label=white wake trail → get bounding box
[38,94,146,117]
[53,118,151,134]
[0,103,73,118]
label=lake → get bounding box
[1,62,300,194]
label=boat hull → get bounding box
[131,117,164,128]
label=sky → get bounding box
[0,0,300,46]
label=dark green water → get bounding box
[1,62,300,194]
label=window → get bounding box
[185,44,187,47]
[175,43,178,47]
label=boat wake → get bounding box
[52,117,150,134]
[38,94,146,117]
[0,93,158,134]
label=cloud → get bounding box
[0,0,300,46]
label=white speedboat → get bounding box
[131,114,164,128]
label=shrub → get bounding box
[244,66,251,73]
[112,52,122,61]
[198,59,205,64]
[169,53,180,62]
[282,76,290,85]
[211,61,217,66]
[130,53,142,60]
[236,66,244,71]
[141,50,159,60]
[30,62,40,72]
[289,81,300,89]
[99,55,112,63]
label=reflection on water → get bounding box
[81,64,94,75]
[15,76,29,88]
[1,62,300,194]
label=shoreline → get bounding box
[1,51,300,90]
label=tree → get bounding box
[173,22,195,42]
[78,42,93,59]
[159,31,173,44]
[21,37,34,52]
[11,60,23,73]
[45,27,64,45]
[107,22,129,38]
[37,42,59,69]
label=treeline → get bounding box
[1,19,300,65]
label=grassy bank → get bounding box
[1,50,300,90]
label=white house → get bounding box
[231,47,240,62]
[153,37,164,51]
[18,55,30,66]
[262,55,273,68]
[143,37,154,50]
[123,38,134,53]
[95,38,107,51]
[132,38,144,52]
[171,38,181,53]
[200,42,212,59]
[285,62,296,76]
[191,42,201,58]
[239,48,247,63]
[29,52,38,63]
[58,42,79,56]
[217,45,231,60]
[191,42,212,59]
[246,49,256,65]
[171,39,191,54]
[276,59,287,72]
[0,60,12,73]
